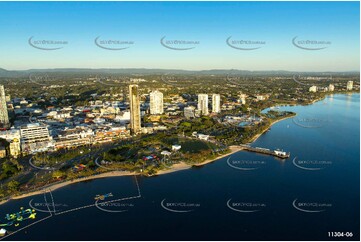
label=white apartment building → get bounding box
[212,94,221,113]
[197,94,209,115]
[347,81,353,91]
[149,90,164,115]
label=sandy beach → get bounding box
[0,170,137,205]
[193,145,244,167]
[0,163,195,205]
[156,162,192,175]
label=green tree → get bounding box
[7,180,20,193]
[52,170,65,179]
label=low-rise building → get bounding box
[184,106,195,119]
[9,139,21,158]
[0,146,6,158]
[221,103,235,110]
[172,144,182,151]
[20,123,53,154]
[0,129,22,157]
[309,86,317,92]
[328,84,335,92]
[198,134,209,141]
[255,95,266,101]
[94,126,130,143]
[54,127,94,150]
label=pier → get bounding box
[239,145,290,159]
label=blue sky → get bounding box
[0,1,359,71]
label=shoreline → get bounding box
[248,115,295,143]
[0,171,137,205]
[192,145,244,167]
[1,93,343,206]
[0,117,294,206]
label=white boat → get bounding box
[0,228,6,237]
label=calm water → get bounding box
[1,94,359,241]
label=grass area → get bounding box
[33,146,93,166]
[178,139,210,153]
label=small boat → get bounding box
[0,228,6,237]
[94,193,113,201]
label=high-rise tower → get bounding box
[197,94,209,115]
[0,85,9,128]
[129,85,141,134]
[212,94,221,113]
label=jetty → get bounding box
[239,145,290,159]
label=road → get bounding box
[1,138,140,191]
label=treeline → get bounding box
[0,159,23,181]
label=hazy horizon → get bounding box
[1,66,360,74]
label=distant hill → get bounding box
[0,68,358,78]
[0,68,28,78]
